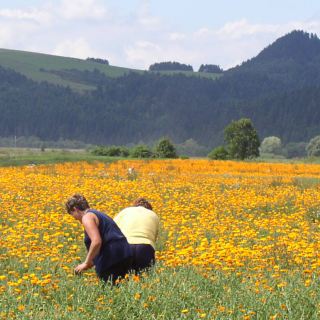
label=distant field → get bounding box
[0,48,137,91]
[0,147,119,166]
[0,48,222,91]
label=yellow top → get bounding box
[114,206,160,250]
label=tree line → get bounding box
[1,30,320,149]
[149,61,223,73]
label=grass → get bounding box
[0,148,121,167]
[0,48,222,92]
[0,147,319,167]
[1,263,319,319]
[0,48,138,91]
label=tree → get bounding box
[306,136,320,157]
[175,139,209,157]
[282,142,307,158]
[154,138,177,158]
[86,57,109,65]
[149,62,193,72]
[260,136,282,154]
[91,145,129,157]
[130,145,153,158]
[208,146,229,160]
[224,118,260,160]
[198,64,223,73]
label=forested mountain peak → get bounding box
[257,30,320,62]
[1,30,320,147]
[243,30,320,67]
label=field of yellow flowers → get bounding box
[1,159,320,319]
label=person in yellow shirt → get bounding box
[114,198,160,273]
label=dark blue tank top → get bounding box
[84,209,132,275]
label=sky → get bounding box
[0,0,320,70]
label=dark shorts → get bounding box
[130,244,155,274]
[98,256,132,284]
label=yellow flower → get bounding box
[17,305,25,312]
[134,293,141,300]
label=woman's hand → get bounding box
[74,261,93,275]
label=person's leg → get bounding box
[130,244,155,273]
[99,256,133,285]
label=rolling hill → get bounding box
[0,49,221,91]
[0,48,137,91]
[0,30,319,148]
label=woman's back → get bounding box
[84,209,132,274]
[114,206,159,249]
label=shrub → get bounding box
[208,146,229,160]
[260,136,282,154]
[130,145,153,158]
[306,136,320,157]
[91,145,129,157]
[282,142,307,158]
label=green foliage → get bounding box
[86,57,109,65]
[154,138,177,158]
[282,142,307,158]
[0,136,91,149]
[0,48,135,92]
[224,118,260,160]
[1,31,320,146]
[306,136,320,157]
[175,139,209,157]
[0,148,117,167]
[260,136,282,154]
[2,263,320,319]
[130,145,154,158]
[91,146,129,157]
[198,64,223,73]
[208,146,229,160]
[149,61,193,72]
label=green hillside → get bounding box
[0,48,138,91]
[0,48,221,91]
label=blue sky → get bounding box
[1,0,320,69]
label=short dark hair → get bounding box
[133,198,153,211]
[65,194,90,214]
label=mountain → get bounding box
[0,48,138,91]
[229,30,320,89]
[0,49,220,92]
[248,30,320,64]
[0,30,320,147]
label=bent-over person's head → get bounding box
[66,194,90,214]
[133,197,153,211]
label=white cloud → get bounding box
[52,38,97,58]
[216,19,279,39]
[57,0,108,20]
[0,8,52,24]
[125,41,162,68]
[125,40,200,70]
[136,0,161,27]
[0,25,12,46]
[169,32,186,41]
[0,0,319,70]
